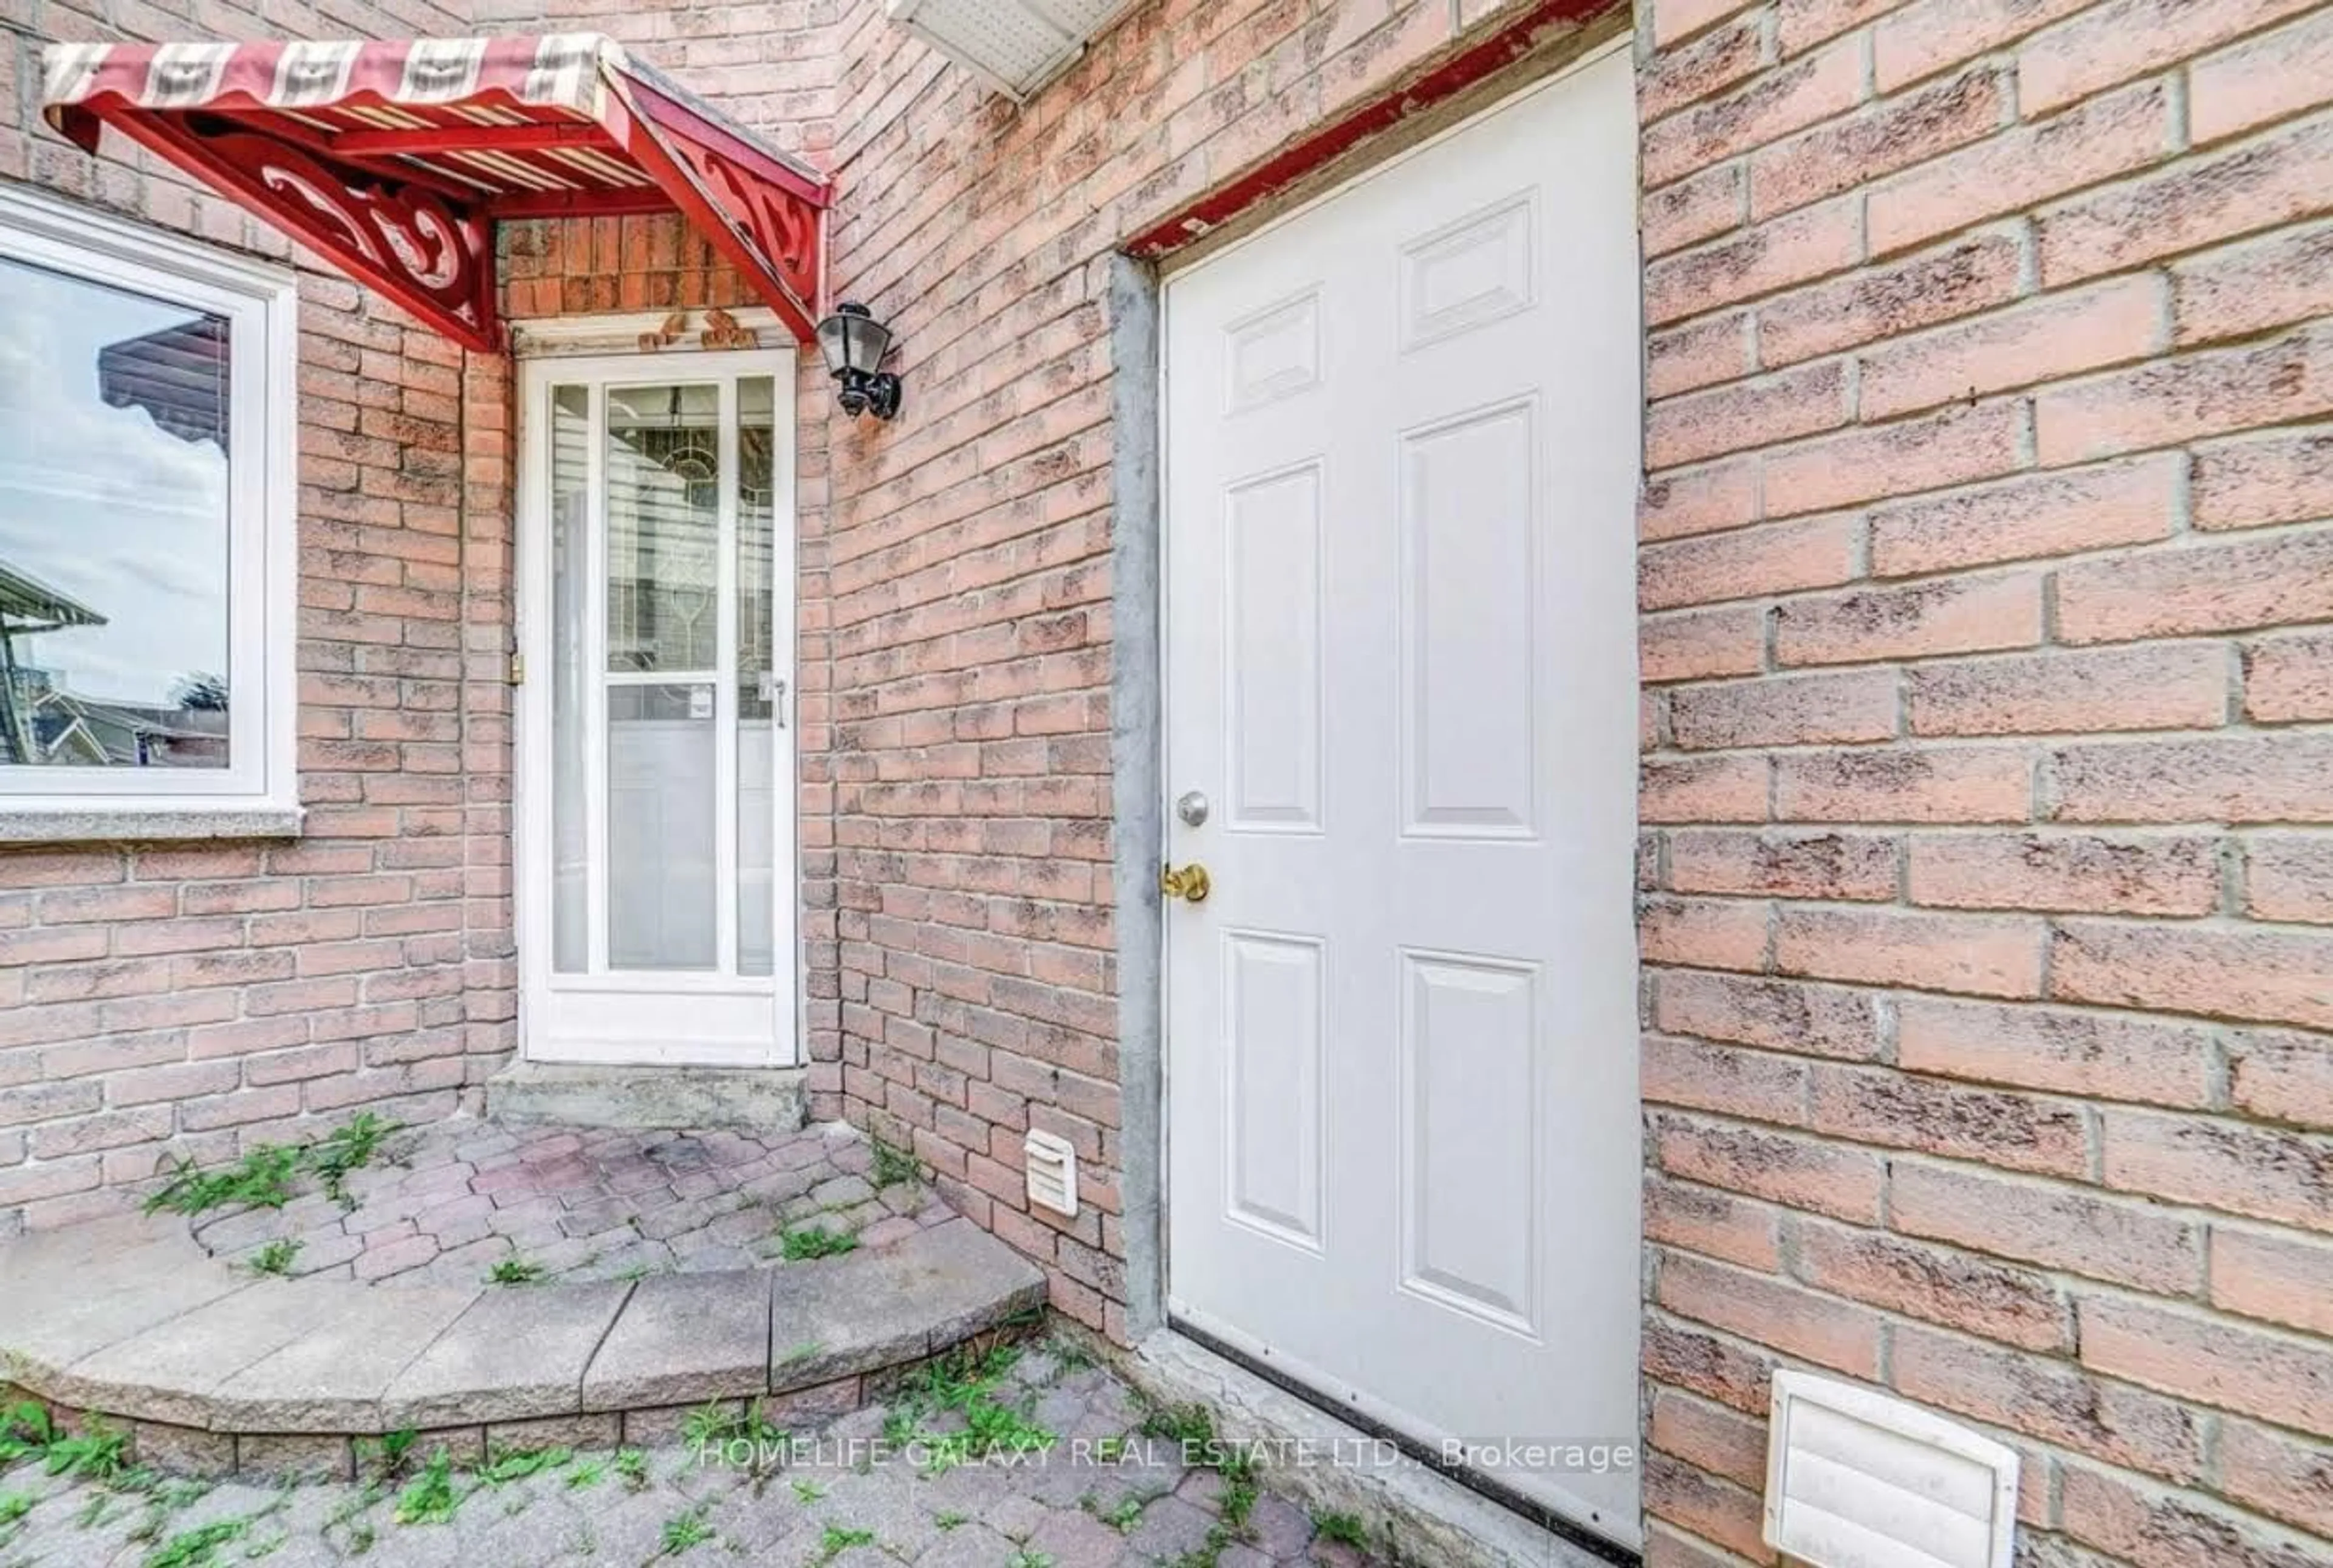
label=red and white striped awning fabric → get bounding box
[43,35,829,351]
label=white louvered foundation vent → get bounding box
[1023,1128,1078,1217]
[1764,1372,2021,1568]
[885,0,1145,101]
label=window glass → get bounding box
[0,254,232,771]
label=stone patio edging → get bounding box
[0,1210,1044,1479]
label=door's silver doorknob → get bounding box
[1176,790,1210,827]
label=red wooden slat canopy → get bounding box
[42,35,830,351]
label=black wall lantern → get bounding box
[815,302,903,420]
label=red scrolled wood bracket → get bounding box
[609,85,824,345]
[74,109,501,352]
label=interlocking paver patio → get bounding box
[182,1119,953,1289]
[0,1343,1396,1568]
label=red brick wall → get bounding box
[1636,2,2333,1563]
[0,0,516,1235]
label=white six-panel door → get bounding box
[1163,50,1643,1547]
[516,349,800,1067]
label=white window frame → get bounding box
[0,183,300,840]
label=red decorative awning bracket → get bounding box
[42,36,831,352]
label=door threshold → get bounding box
[487,1060,806,1132]
[1142,1320,1640,1567]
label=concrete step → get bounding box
[484,1061,807,1132]
[0,1211,1043,1475]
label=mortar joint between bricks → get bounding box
[2202,1026,2235,1114]
[2195,1409,2228,1490]
[2170,445,2196,535]
[2215,834,2244,918]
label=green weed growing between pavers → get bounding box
[391,1449,463,1525]
[0,1405,245,1564]
[245,1238,301,1277]
[682,1397,784,1452]
[879,1341,1056,1476]
[41,1420,129,1484]
[813,1522,874,1564]
[778,1222,858,1261]
[867,1137,922,1189]
[124,1476,212,1549]
[1137,1396,1261,1568]
[659,1501,715,1555]
[306,1113,396,1205]
[479,1445,570,1485]
[0,1402,52,1464]
[357,1427,417,1482]
[142,1516,247,1568]
[0,1491,30,1548]
[486,1256,546,1286]
[145,1114,404,1219]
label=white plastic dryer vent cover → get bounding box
[1764,1372,2021,1568]
[1023,1128,1078,1217]
[885,0,1144,101]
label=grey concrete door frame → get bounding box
[1108,252,1169,1342]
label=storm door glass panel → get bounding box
[736,376,777,978]
[606,681,716,969]
[606,384,720,674]
[548,385,590,974]
[604,384,720,971]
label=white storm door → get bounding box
[1163,50,1642,1549]
[516,351,799,1067]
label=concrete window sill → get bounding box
[0,806,306,844]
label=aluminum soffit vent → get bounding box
[885,0,1143,100]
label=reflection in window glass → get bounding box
[605,383,719,675]
[0,256,231,770]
